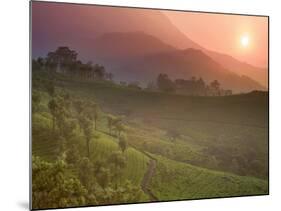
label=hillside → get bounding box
[58,74,268,177]
[205,50,268,88]
[151,155,268,200]
[93,31,176,61]
[32,71,268,209]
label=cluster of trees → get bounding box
[32,155,142,209]
[33,47,234,97]
[32,75,142,209]
[32,47,113,81]
[203,136,268,179]
[107,115,127,139]
[156,74,232,96]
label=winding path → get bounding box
[141,159,158,201]
[99,129,159,201]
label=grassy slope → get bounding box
[33,112,149,188]
[151,155,268,200]
[59,77,268,177]
[32,87,150,202]
[33,73,268,201]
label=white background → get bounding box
[0,0,279,210]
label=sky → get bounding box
[164,11,268,68]
[32,2,268,68]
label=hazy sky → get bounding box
[164,11,268,67]
[32,2,268,68]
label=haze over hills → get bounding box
[92,31,264,92]
[93,31,176,60]
[32,2,268,91]
[31,3,269,208]
[204,50,268,87]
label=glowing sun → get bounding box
[241,35,249,47]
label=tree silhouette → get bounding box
[46,47,78,73]
[157,74,175,92]
[210,80,220,96]
[119,136,128,153]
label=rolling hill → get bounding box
[32,71,268,206]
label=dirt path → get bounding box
[99,130,159,201]
[141,159,158,201]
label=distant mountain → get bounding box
[93,31,176,61]
[32,3,200,59]
[204,50,268,88]
[32,2,268,89]
[92,32,264,92]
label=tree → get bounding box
[114,122,125,138]
[32,91,41,112]
[78,157,95,189]
[81,101,99,131]
[79,61,93,79]
[96,167,111,190]
[46,47,78,73]
[73,100,85,115]
[107,116,122,137]
[196,77,206,95]
[93,64,106,80]
[48,99,59,132]
[48,95,74,152]
[73,99,86,132]
[78,112,99,158]
[118,136,127,153]
[210,80,220,95]
[32,156,90,209]
[89,103,98,131]
[157,74,175,92]
[45,81,55,97]
[107,151,126,188]
[80,116,93,157]
[107,115,114,135]
[65,144,80,166]
[108,180,142,204]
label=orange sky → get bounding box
[164,11,268,68]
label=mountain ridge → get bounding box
[32,2,268,89]
[91,31,265,93]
